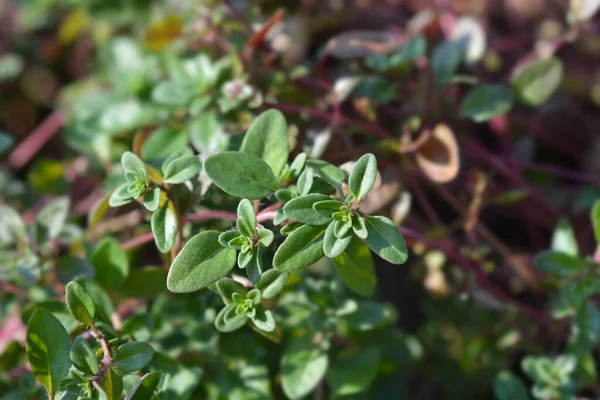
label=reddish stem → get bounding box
[8,110,64,169]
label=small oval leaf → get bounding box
[113,342,155,373]
[348,153,378,201]
[274,225,326,272]
[240,109,289,176]
[167,231,237,293]
[65,281,96,326]
[26,309,72,400]
[364,216,408,264]
[204,152,280,199]
[151,203,178,254]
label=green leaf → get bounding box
[100,366,123,400]
[281,337,329,400]
[431,40,463,86]
[151,203,178,254]
[306,160,345,189]
[334,237,376,297]
[28,159,68,196]
[297,168,313,195]
[152,80,197,107]
[70,337,99,376]
[142,126,189,161]
[275,189,294,203]
[257,228,274,247]
[56,255,95,284]
[283,194,333,225]
[22,301,78,333]
[327,347,380,396]
[324,221,352,258]
[534,251,581,277]
[348,153,378,201]
[163,155,202,184]
[26,309,72,400]
[122,267,168,298]
[247,251,263,284]
[364,216,408,264]
[256,269,289,299]
[511,57,563,106]
[493,371,530,400]
[367,35,426,71]
[143,187,160,212]
[352,215,368,239]
[238,247,254,268]
[289,152,307,178]
[274,225,326,272]
[204,152,280,199]
[167,230,237,292]
[99,101,165,136]
[190,110,226,152]
[215,304,248,332]
[90,237,130,289]
[460,84,514,122]
[240,109,289,176]
[36,197,70,241]
[216,277,248,301]
[591,200,600,244]
[121,152,146,180]
[65,281,96,326]
[551,217,578,257]
[219,230,240,247]
[153,361,202,400]
[124,372,162,400]
[0,205,27,246]
[108,184,134,207]
[236,199,257,237]
[251,305,276,332]
[79,281,114,324]
[344,300,396,331]
[88,195,111,234]
[113,342,155,373]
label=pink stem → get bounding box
[183,210,237,223]
[8,110,64,169]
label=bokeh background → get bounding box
[2,0,600,398]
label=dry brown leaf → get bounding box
[415,124,460,183]
[246,9,286,50]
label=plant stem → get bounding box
[8,110,64,169]
[90,322,113,384]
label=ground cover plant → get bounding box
[2,0,600,399]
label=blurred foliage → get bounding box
[2,0,600,399]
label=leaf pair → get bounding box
[214,288,275,332]
[204,109,289,200]
[218,199,274,282]
[109,152,149,207]
[214,270,287,333]
[273,215,407,272]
